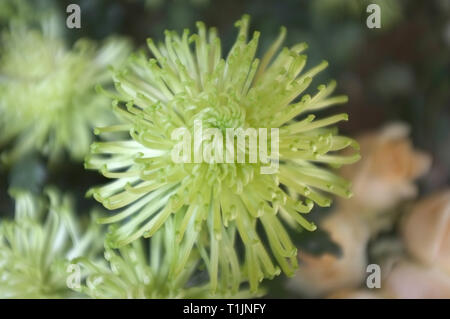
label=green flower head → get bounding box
[0,188,103,298]
[86,15,360,292]
[0,23,130,163]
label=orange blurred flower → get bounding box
[340,122,431,212]
[289,213,369,297]
[383,260,450,299]
[401,189,450,273]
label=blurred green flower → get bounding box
[72,217,256,298]
[0,188,103,298]
[86,15,359,292]
[0,0,55,25]
[0,23,131,163]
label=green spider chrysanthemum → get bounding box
[0,22,130,163]
[0,188,103,298]
[86,15,360,292]
[72,217,256,298]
